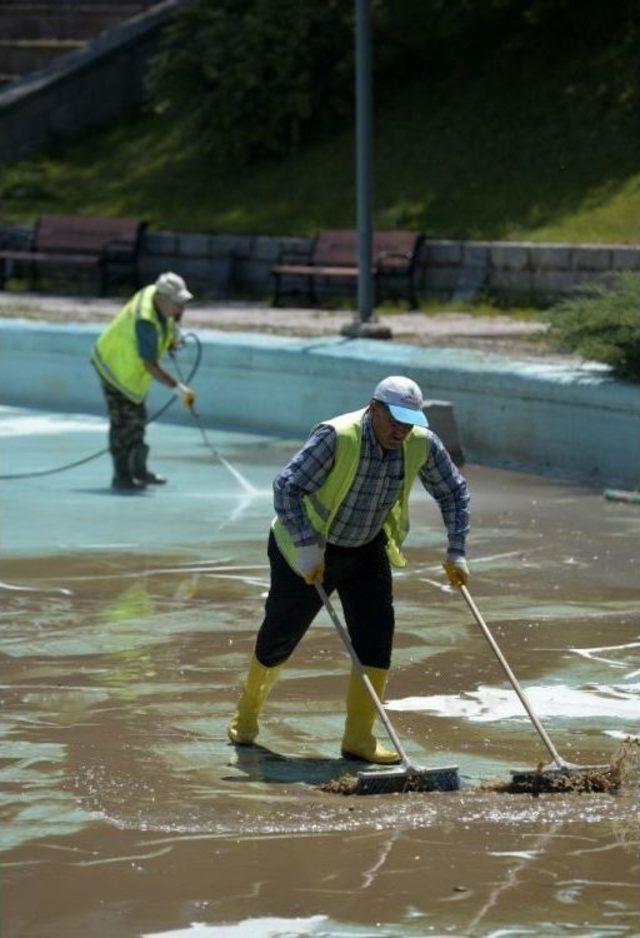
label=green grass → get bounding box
[1,31,638,244]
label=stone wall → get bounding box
[138,231,310,300]
[139,231,640,305]
[3,221,640,304]
[419,239,640,304]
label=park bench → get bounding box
[271,229,425,309]
[0,214,146,294]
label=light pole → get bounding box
[341,0,392,339]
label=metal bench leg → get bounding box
[308,275,318,307]
[408,275,419,310]
[99,260,107,296]
[272,272,282,307]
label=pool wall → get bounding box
[1,319,638,488]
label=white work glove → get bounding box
[442,551,469,587]
[295,543,325,584]
[174,382,196,410]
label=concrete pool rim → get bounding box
[1,318,638,489]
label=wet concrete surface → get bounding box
[1,405,639,937]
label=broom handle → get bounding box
[459,584,565,768]
[315,583,411,768]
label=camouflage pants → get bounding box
[99,378,147,456]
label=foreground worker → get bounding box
[228,375,470,764]
[91,272,197,491]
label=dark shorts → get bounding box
[255,530,395,670]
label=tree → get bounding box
[149,0,355,165]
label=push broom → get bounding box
[457,584,609,785]
[315,583,459,795]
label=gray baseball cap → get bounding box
[372,375,428,427]
[155,271,193,305]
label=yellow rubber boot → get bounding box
[340,665,401,765]
[228,654,282,745]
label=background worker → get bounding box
[228,375,470,764]
[91,271,196,491]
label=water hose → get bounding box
[171,344,255,493]
[0,332,202,481]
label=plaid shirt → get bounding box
[273,408,469,554]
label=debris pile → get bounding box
[318,774,360,795]
[483,738,639,796]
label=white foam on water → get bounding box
[142,917,417,938]
[386,683,640,722]
[0,580,72,596]
[605,730,639,740]
[0,412,106,437]
[142,917,328,937]
[570,640,640,674]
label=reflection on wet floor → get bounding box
[1,406,639,937]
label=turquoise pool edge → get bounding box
[1,318,638,489]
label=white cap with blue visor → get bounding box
[372,375,428,427]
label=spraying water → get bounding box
[187,406,258,495]
[215,450,257,495]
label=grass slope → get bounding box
[2,31,638,242]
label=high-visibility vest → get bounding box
[91,285,174,403]
[272,407,430,571]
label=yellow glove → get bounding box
[443,552,469,587]
[296,544,325,584]
[175,382,196,410]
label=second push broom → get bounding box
[457,584,609,784]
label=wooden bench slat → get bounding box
[271,229,424,308]
[0,213,146,295]
[0,249,99,265]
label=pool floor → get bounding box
[1,405,639,937]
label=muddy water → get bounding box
[2,451,639,936]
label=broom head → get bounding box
[356,764,460,795]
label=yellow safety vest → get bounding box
[272,407,430,571]
[91,285,174,404]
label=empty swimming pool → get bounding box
[1,405,638,937]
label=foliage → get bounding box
[148,0,639,169]
[2,0,639,244]
[148,0,355,165]
[547,273,640,380]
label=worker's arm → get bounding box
[418,432,471,585]
[143,359,196,408]
[136,318,195,408]
[143,359,177,389]
[273,423,337,583]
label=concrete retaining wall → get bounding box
[135,230,640,304]
[2,319,638,489]
[420,239,640,304]
[138,232,640,304]
[4,223,638,304]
